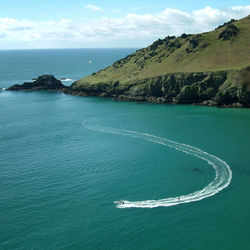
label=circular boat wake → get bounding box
[82,121,232,208]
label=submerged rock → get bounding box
[8,75,65,91]
[192,168,202,172]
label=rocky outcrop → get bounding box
[67,68,250,107]
[7,75,66,91]
[215,19,236,30]
[218,24,240,40]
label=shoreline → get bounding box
[5,87,247,108]
[62,88,247,108]
[6,73,249,108]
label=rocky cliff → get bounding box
[65,67,250,107]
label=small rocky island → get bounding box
[7,75,66,91]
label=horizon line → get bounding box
[0,47,141,51]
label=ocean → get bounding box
[0,49,250,249]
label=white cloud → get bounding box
[0,5,249,48]
[111,10,121,13]
[85,4,103,12]
[0,17,34,31]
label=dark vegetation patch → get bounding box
[185,35,202,53]
[150,39,164,50]
[216,19,236,30]
[180,33,188,39]
[189,38,199,49]
[200,43,209,49]
[218,24,240,40]
[112,53,136,68]
[169,40,182,49]
[149,36,176,51]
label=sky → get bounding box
[0,0,250,49]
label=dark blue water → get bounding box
[0,49,250,249]
[0,48,136,88]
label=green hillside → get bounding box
[69,15,250,107]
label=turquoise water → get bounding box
[1,50,250,249]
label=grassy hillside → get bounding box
[69,15,250,107]
[76,16,250,86]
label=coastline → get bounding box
[63,88,246,108]
[7,70,250,108]
[64,68,250,108]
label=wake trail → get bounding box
[81,121,232,208]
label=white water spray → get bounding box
[82,121,232,208]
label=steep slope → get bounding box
[68,16,250,107]
[75,15,250,86]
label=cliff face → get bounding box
[70,15,250,107]
[66,67,250,107]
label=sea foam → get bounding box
[82,121,232,208]
[60,78,73,82]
